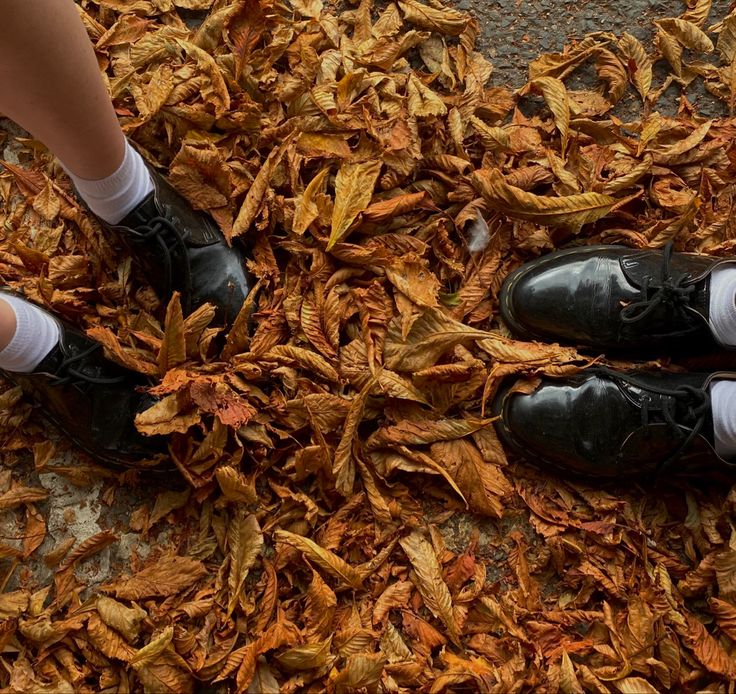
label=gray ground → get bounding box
[2,0,731,590]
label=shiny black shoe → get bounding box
[108,168,249,326]
[3,298,166,468]
[492,367,729,478]
[499,243,730,350]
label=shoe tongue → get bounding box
[118,192,158,228]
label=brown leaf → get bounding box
[679,614,736,678]
[399,530,460,643]
[373,581,414,625]
[432,439,511,518]
[102,555,208,599]
[0,485,49,511]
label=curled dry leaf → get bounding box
[472,168,616,229]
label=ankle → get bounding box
[61,139,154,225]
[710,379,736,460]
[708,265,736,347]
[0,298,17,351]
[0,294,60,373]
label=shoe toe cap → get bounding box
[189,243,251,326]
[500,250,626,345]
[493,373,638,477]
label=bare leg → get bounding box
[0,0,125,179]
[0,301,16,352]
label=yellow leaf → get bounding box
[399,530,459,643]
[656,17,714,52]
[263,344,339,382]
[274,529,364,589]
[530,77,570,154]
[0,591,30,619]
[398,0,469,36]
[97,596,147,642]
[293,167,331,235]
[158,292,186,376]
[472,168,615,229]
[275,637,333,672]
[130,626,174,669]
[33,179,61,222]
[135,392,200,436]
[602,154,653,193]
[215,466,258,504]
[407,73,447,117]
[226,510,263,618]
[177,40,230,116]
[385,259,440,308]
[618,33,652,99]
[560,651,584,694]
[333,379,374,497]
[681,0,711,26]
[328,160,382,249]
[333,653,386,691]
[384,308,494,372]
[471,117,511,150]
[232,139,291,238]
[614,677,660,694]
[651,120,712,164]
[304,569,337,640]
[717,13,736,63]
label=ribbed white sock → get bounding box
[0,295,60,373]
[709,265,736,347]
[710,379,736,460]
[61,140,154,225]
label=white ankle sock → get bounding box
[0,295,60,373]
[710,379,736,460]
[708,265,736,347]
[61,140,154,225]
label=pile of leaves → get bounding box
[1,0,736,690]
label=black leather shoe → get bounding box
[3,298,166,468]
[499,243,730,350]
[492,367,728,478]
[109,169,249,326]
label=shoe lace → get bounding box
[130,215,192,303]
[620,242,696,325]
[602,368,709,476]
[50,343,127,388]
